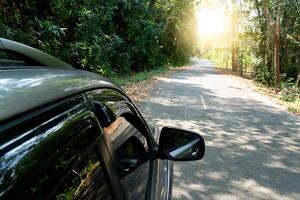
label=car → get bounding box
[0,38,205,200]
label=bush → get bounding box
[279,78,300,102]
[254,63,275,86]
[0,0,196,76]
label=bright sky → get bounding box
[196,8,228,36]
[195,2,230,47]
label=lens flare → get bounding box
[196,8,228,36]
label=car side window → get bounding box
[89,89,152,200]
[116,135,148,176]
[25,128,111,200]
[1,97,113,200]
[105,116,150,200]
[24,135,112,200]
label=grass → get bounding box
[111,65,173,86]
[286,99,300,115]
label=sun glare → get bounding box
[196,9,228,37]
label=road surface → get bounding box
[139,58,300,200]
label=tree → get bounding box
[263,0,281,92]
[0,0,198,75]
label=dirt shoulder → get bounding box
[123,66,190,102]
[216,67,300,116]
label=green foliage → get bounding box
[112,65,171,86]
[279,78,300,102]
[245,0,300,87]
[0,0,197,75]
[202,48,231,68]
[254,62,275,86]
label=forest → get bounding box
[0,0,196,75]
[0,0,299,102]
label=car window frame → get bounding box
[86,88,156,149]
[86,88,157,200]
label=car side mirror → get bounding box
[158,127,205,161]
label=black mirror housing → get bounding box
[158,127,205,161]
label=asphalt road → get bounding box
[139,58,300,200]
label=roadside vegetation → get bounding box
[113,65,172,86]
[0,0,197,76]
[114,66,170,103]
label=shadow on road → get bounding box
[139,60,300,200]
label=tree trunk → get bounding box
[263,1,281,92]
[274,10,281,93]
[231,44,237,72]
[231,6,238,73]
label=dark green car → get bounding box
[0,38,205,200]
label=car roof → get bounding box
[0,68,122,122]
[0,38,72,69]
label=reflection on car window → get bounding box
[2,118,112,200]
[0,50,42,66]
[53,149,111,200]
[91,89,152,200]
[116,136,148,176]
[0,50,25,66]
[104,116,150,200]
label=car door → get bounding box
[0,94,121,200]
[87,89,172,200]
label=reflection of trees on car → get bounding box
[116,136,148,176]
[56,157,111,200]
[1,101,112,200]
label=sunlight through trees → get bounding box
[0,0,298,99]
[195,0,300,97]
